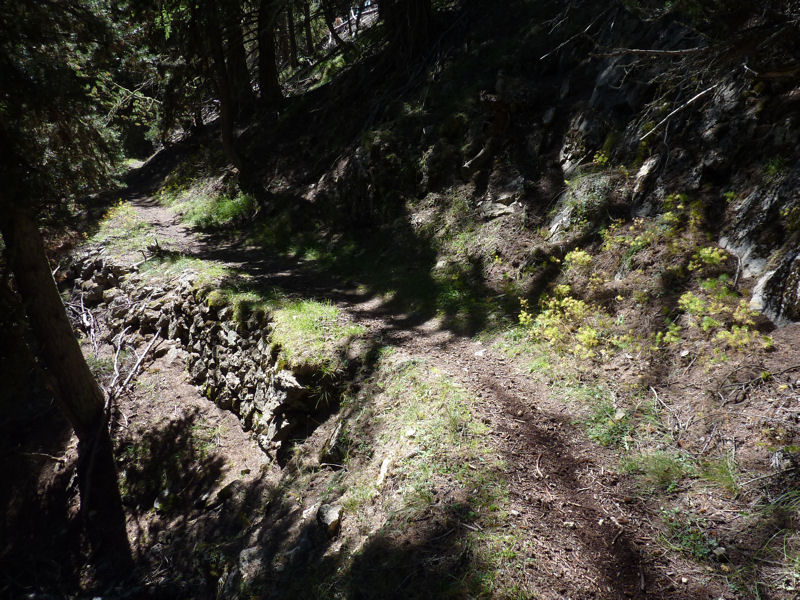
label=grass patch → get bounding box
[320,352,516,597]
[88,200,155,253]
[182,190,256,230]
[624,451,694,492]
[699,455,740,495]
[270,295,365,373]
[584,399,633,448]
[139,255,233,287]
[159,175,256,230]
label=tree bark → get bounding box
[286,3,299,69]
[258,0,284,109]
[0,206,133,580]
[322,0,348,47]
[378,0,433,60]
[302,0,315,57]
[204,2,244,171]
[223,0,256,116]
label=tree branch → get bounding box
[640,84,719,142]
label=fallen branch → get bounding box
[594,46,709,57]
[540,9,609,61]
[119,332,161,393]
[640,84,719,142]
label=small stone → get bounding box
[238,546,263,583]
[681,577,688,584]
[317,503,342,537]
[509,509,520,517]
[563,521,576,529]
[405,427,417,438]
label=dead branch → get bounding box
[540,9,610,61]
[593,46,710,58]
[641,84,719,142]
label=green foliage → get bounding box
[674,277,773,351]
[89,200,154,252]
[270,297,365,372]
[585,400,633,447]
[518,287,630,360]
[765,155,788,182]
[660,508,720,561]
[688,246,728,273]
[699,456,740,495]
[563,249,593,270]
[185,190,255,229]
[0,0,126,210]
[624,451,693,492]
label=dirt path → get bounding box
[126,188,714,600]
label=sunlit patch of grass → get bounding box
[139,255,233,287]
[88,200,155,253]
[159,175,256,230]
[182,190,256,230]
[270,296,365,372]
[324,352,517,596]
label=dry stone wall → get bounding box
[63,250,324,456]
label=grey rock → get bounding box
[81,280,103,306]
[317,504,342,537]
[102,287,121,303]
[479,201,515,220]
[237,546,264,584]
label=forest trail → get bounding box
[123,176,702,599]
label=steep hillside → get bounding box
[3,1,800,599]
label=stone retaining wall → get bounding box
[63,251,326,456]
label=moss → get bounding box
[206,289,229,309]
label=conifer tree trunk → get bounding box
[258,0,284,109]
[0,205,133,579]
[224,0,256,116]
[322,0,347,47]
[286,4,299,69]
[378,0,432,59]
[203,2,244,171]
[302,0,315,57]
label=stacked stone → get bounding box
[64,254,326,455]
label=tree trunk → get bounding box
[322,0,347,47]
[204,2,244,171]
[379,0,433,60]
[224,0,256,116]
[286,4,299,69]
[258,0,284,109]
[0,206,133,580]
[302,0,315,57]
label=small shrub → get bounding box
[625,451,692,492]
[585,400,632,448]
[184,191,256,230]
[688,246,728,272]
[564,249,593,270]
[699,457,740,495]
[660,508,719,561]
